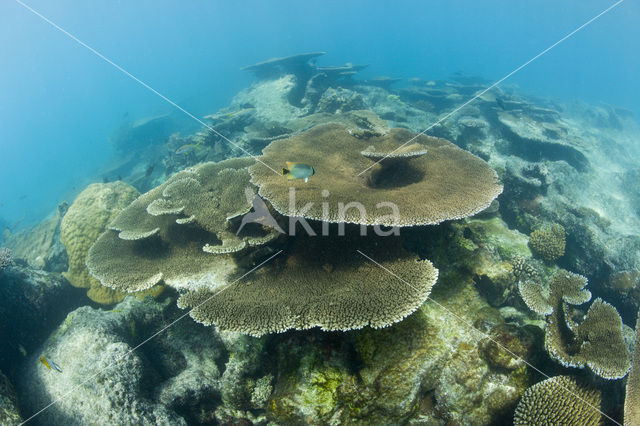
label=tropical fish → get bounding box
[282,162,315,182]
[144,163,155,177]
[18,344,27,357]
[175,143,200,155]
[39,356,62,373]
[50,360,63,373]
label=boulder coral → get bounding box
[528,224,565,262]
[60,181,141,304]
[249,123,502,226]
[513,376,602,425]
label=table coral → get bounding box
[178,225,438,335]
[87,158,276,294]
[249,123,502,226]
[518,269,631,379]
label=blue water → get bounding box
[1,0,639,228]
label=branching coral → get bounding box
[529,224,565,262]
[513,376,602,425]
[249,123,502,226]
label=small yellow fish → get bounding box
[39,356,62,372]
[282,162,315,182]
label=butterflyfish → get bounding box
[282,162,315,182]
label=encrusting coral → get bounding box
[529,224,566,262]
[513,375,602,425]
[249,123,503,226]
[60,182,141,304]
[178,224,438,336]
[518,268,631,379]
[87,158,276,294]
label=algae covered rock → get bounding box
[61,181,140,304]
[17,296,227,425]
[2,203,69,272]
[0,370,22,425]
[266,281,531,425]
[0,265,83,373]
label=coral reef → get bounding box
[250,123,502,226]
[89,124,502,336]
[266,280,532,424]
[497,110,589,171]
[60,181,140,304]
[7,51,640,424]
[241,52,327,81]
[528,223,565,262]
[513,375,602,425]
